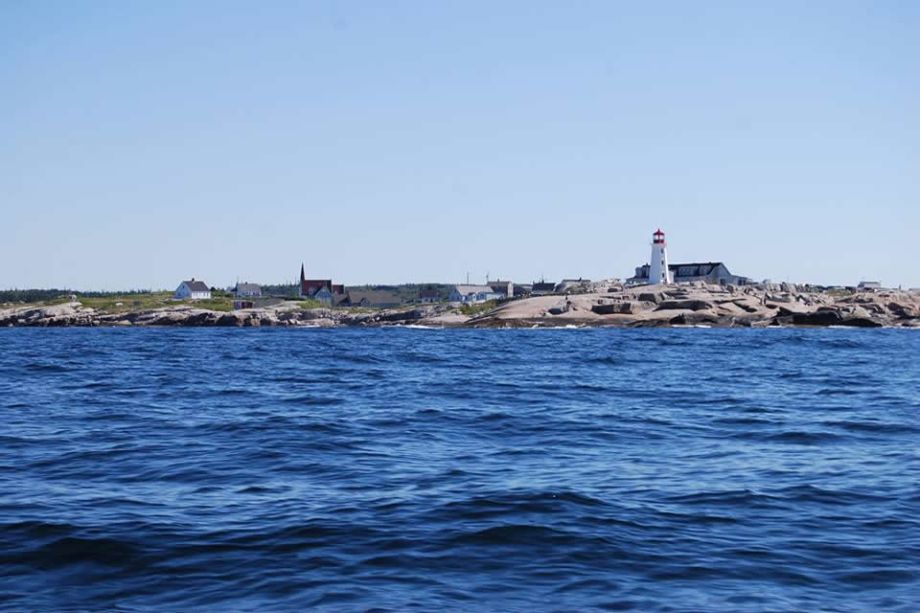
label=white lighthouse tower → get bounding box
[647,228,672,285]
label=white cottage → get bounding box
[174,279,211,300]
[232,282,262,298]
[449,285,502,304]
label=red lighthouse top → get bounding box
[653,228,666,244]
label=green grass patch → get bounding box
[75,292,234,313]
[191,298,233,312]
[77,292,175,313]
[458,300,499,316]
[296,299,326,309]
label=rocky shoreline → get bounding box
[2,284,918,329]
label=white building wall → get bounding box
[648,243,671,284]
[174,283,211,300]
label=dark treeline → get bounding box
[260,284,299,297]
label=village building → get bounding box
[488,280,514,299]
[346,289,402,308]
[857,281,882,290]
[299,264,345,305]
[513,284,533,298]
[625,229,749,286]
[627,262,749,286]
[232,282,262,298]
[449,285,502,304]
[418,287,441,303]
[554,278,591,293]
[531,281,557,296]
[173,279,211,300]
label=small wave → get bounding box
[26,536,142,568]
[665,489,778,507]
[23,362,69,373]
[712,416,775,426]
[764,431,843,444]
[772,484,886,505]
[280,395,346,406]
[449,524,566,546]
[586,355,623,365]
[824,420,914,435]
[835,569,916,586]
[816,387,864,396]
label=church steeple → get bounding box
[300,263,305,284]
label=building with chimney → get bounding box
[173,278,211,300]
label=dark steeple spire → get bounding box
[300,263,305,283]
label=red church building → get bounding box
[299,264,345,304]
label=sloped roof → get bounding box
[452,285,496,294]
[183,280,210,292]
[302,279,332,295]
[348,290,402,306]
[235,282,261,292]
[631,262,731,279]
[670,262,728,277]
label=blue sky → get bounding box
[3,1,918,290]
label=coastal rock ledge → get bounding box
[2,285,918,329]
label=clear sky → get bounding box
[3,1,918,290]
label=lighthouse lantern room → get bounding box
[647,228,672,285]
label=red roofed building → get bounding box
[299,264,345,304]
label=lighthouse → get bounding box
[647,228,672,285]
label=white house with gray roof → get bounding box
[449,285,502,304]
[232,282,262,298]
[174,279,211,300]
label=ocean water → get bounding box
[0,328,917,612]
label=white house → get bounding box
[449,284,502,304]
[174,279,211,300]
[233,282,262,298]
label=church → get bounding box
[299,264,345,304]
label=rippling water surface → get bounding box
[1,328,917,611]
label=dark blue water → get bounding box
[1,328,917,611]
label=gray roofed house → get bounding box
[627,262,749,286]
[233,282,262,297]
[488,280,514,299]
[418,287,442,303]
[174,278,212,300]
[449,285,502,304]
[513,284,532,297]
[332,292,352,307]
[531,281,556,296]
[347,289,403,308]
